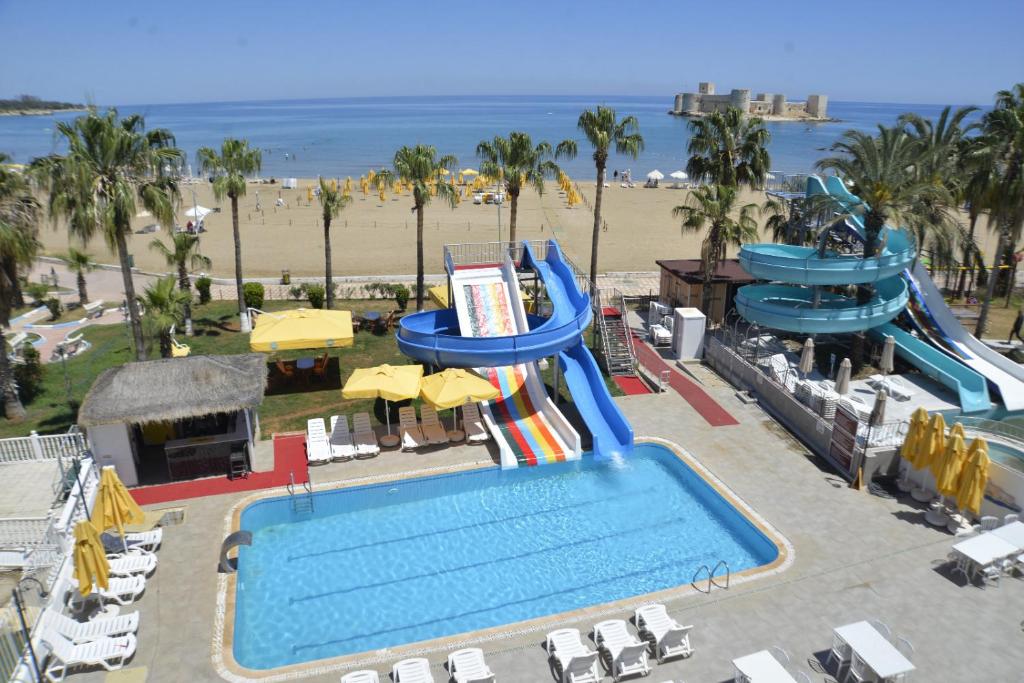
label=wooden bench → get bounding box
[83,300,105,319]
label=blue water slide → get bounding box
[520,242,634,457]
[735,277,910,334]
[869,323,991,413]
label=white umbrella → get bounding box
[669,171,688,180]
[869,389,888,426]
[880,335,895,375]
[184,205,213,220]
[835,357,852,395]
[799,337,815,377]
[646,170,664,180]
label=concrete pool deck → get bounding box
[68,365,1024,682]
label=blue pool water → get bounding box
[233,443,779,669]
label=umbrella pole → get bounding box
[385,400,392,435]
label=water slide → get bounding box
[396,239,633,466]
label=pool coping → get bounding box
[211,438,794,682]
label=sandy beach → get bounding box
[36,177,1002,279]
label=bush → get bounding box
[366,282,410,310]
[195,276,212,304]
[243,282,265,310]
[44,297,62,321]
[14,343,42,404]
[26,283,49,305]
[289,284,306,300]
[306,284,325,309]
[393,284,410,311]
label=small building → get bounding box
[656,258,757,324]
[78,354,267,486]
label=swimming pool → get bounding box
[231,442,781,670]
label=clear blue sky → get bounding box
[1,0,1021,106]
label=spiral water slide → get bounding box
[397,240,633,467]
[735,175,999,413]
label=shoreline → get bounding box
[0,107,88,117]
[667,110,839,123]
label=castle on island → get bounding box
[670,82,830,121]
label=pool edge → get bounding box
[211,438,793,682]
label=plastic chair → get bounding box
[770,646,791,666]
[869,619,892,640]
[826,632,852,675]
[896,636,915,662]
[973,515,999,533]
[1004,513,1020,526]
[844,651,874,683]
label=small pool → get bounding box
[232,443,780,670]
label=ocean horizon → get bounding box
[0,95,985,180]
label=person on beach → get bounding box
[1010,309,1024,344]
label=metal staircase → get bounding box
[595,288,637,376]
[287,472,314,514]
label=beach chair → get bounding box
[391,657,434,682]
[41,630,137,682]
[351,412,380,457]
[340,671,380,683]
[106,549,157,577]
[419,405,449,445]
[546,628,600,683]
[329,415,357,462]
[634,603,693,663]
[461,402,489,444]
[868,374,915,400]
[593,620,650,681]
[39,608,139,644]
[447,648,495,683]
[398,406,426,451]
[305,418,332,465]
[65,576,146,607]
[100,529,162,554]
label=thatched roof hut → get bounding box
[79,354,268,427]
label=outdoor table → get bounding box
[833,622,914,681]
[952,533,1017,571]
[731,650,796,682]
[295,357,315,370]
[363,311,381,322]
[990,521,1024,551]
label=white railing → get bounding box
[0,429,86,466]
[0,518,50,549]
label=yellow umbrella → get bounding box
[249,308,354,351]
[342,364,424,437]
[461,168,479,177]
[367,169,377,184]
[437,168,451,176]
[899,407,929,468]
[458,172,464,185]
[73,521,109,597]
[378,186,386,202]
[934,432,967,496]
[911,412,946,502]
[344,176,353,192]
[420,368,499,409]
[91,466,145,550]
[954,438,990,517]
[306,187,314,202]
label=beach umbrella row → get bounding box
[75,465,147,598]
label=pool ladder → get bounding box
[691,560,730,594]
[288,471,314,514]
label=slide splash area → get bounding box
[397,240,633,468]
[736,175,1024,414]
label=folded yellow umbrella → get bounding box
[73,521,109,596]
[91,466,145,547]
[420,368,499,410]
[933,432,967,497]
[955,438,990,517]
[917,412,946,473]
[900,407,928,467]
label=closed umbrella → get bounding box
[799,337,815,378]
[924,431,967,526]
[912,412,946,502]
[342,364,424,447]
[420,368,500,434]
[91,466,145,552]
[880,335,895,375]
[897,406,929,491]
[73,521,109,597]
[953,438,990,519]
[868,389,887,426]
[835,357,851,395]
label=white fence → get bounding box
[0,430,86,466]
[0,519,50,550]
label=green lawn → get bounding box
[2,299,623,439]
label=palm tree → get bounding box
[196,139,261,332]
[149,232,210,336]
[974,83,1024,337]
[673,185,758,314]
[139,275,190,359]
[0,159,41,419]
[317,177,351,309]
[686,107,771,188]
[577,106,643,285]
[476,132,577,247]
[32,109,181,361]
[376,145,458,311]
[61,247,95,307]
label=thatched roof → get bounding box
[78,354,268,427]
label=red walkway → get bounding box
[130,434,309,506]
[631,333,739,427]
[613,375,652,395]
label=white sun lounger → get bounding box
[419,405,449,445]
[106,550,157,577]
[546,628,600,683]
[398,406,426,451]
[340,671,380,683]
[41,629,137,682]
[351,412,380,457]
[65,576,145,607]
[305,418,332,465]
[101,529,162,554]
[392,657,434,682]
[329,415,357,462]
[447,647,495,683]
[634,604,693,663]
[461,402,489,443]
[594,620,650,681]
[39,608,139,644]
[868,374,915,400]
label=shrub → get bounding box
[44,297,62,321]
[243,282,265,310]
[306,284,325,309]
[289,284,307,300]
[393,284,410,311]
[14,342,42,404]
[26,283,49,305]
[195,276,212,304]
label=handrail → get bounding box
[691,564,712,593]
[955,416,1024,446]
[287,471,295,496]
[710,560,731,590]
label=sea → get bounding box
[0,96,983,180]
